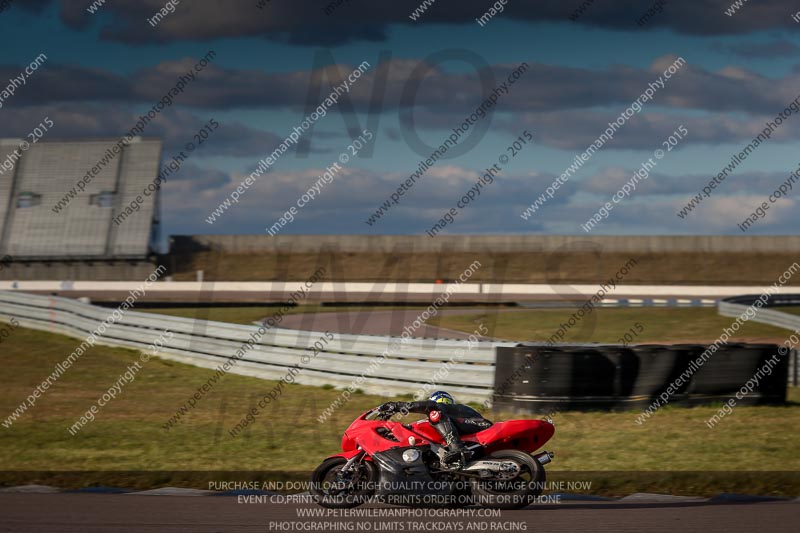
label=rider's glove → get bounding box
[379,402,398,413]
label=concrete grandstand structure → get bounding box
[0,138,162,280]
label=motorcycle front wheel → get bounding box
[310,457,378,508]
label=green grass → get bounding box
[1,322,798,496]
[135,305,438,326]
[780,307,800,316]
[436,307,793,343]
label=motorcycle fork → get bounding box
[341,449,366,474]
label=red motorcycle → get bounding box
[310,406,555,509]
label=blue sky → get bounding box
[1,0,799,239]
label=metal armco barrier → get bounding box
[493,343,789,413]
[718,294,800,332]
[719,293,800,387]
[0,291,513,403]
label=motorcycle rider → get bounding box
[378,391,492,466]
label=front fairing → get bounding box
[341,410,439,455]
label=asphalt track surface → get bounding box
[0,494,797,533]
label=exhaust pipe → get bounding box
[533,451,554,465]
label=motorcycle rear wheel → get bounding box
[469,449,546,510]
[310,457,378,508]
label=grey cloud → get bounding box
[493,110,800,150]
[0,104,286,158]
[51,0,800,47]
[5,54,800,119]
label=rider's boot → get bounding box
[434,416,472,467]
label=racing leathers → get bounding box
[380,400,492,465]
